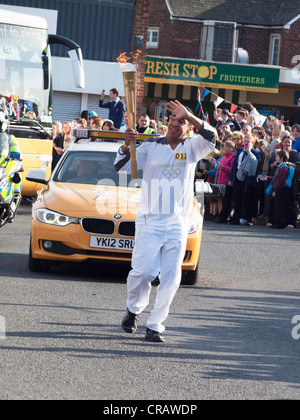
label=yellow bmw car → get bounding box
[26,135,206,285]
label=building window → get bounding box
[213,22,236,62]
[269,35,280,66]
[147,28,159,48]
[200,21,237,63]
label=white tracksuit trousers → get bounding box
[126,222,189,333]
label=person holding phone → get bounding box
[99,88,125,129]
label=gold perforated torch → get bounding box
[122,70,138,179]
[117,50,141,179]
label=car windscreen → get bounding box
[53,150,143,187]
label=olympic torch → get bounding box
[122,70,138,179]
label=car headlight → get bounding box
[37,209,79,226]
[188,219,199,234]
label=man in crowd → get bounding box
[227,134,260,226]
[136,113,156,134]
[99,88,125,129]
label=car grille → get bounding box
[118,221,135,237]
[81,218,115,234]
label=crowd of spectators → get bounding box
[197,102,300,229]
[51,99,299,229]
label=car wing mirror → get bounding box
[26,169,49,185]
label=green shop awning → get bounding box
[144,56,280,94]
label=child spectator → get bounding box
[235,109,248,128]
[157,125,168,136]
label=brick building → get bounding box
[2,0,299,124]
[133,0,300,123]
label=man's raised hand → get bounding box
[166,100,189,121]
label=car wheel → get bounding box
[28,240,51,273]
[181,263,199,286]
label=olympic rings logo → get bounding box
[162,168,181,179]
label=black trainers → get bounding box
[145,327,165,342]
[121,309,138,333]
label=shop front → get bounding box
[141,55,298,124]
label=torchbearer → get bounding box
[114,100,216,342]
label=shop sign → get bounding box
[144,56,280,93]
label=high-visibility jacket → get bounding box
[138,127,156,135]
[0,133,21,167]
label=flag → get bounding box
[195,88,201,111]
[211,158,219,167]
[260,115,267,126]
[198,105,202,118]
[214,96,224,108]
[230,104,238,114]
[201,88,210,99]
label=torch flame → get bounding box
[130,49,142,60]
[116,52,132,64]
[116,50,142,64]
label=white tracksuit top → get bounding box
[114,122,216,226]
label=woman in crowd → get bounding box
[90,116,103,129]
[231,131,244,151]
[213,140,236,216]
[61,121,74,151]
[52,120,64,171]
[262,122,284,179]
[252,127,268,216]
